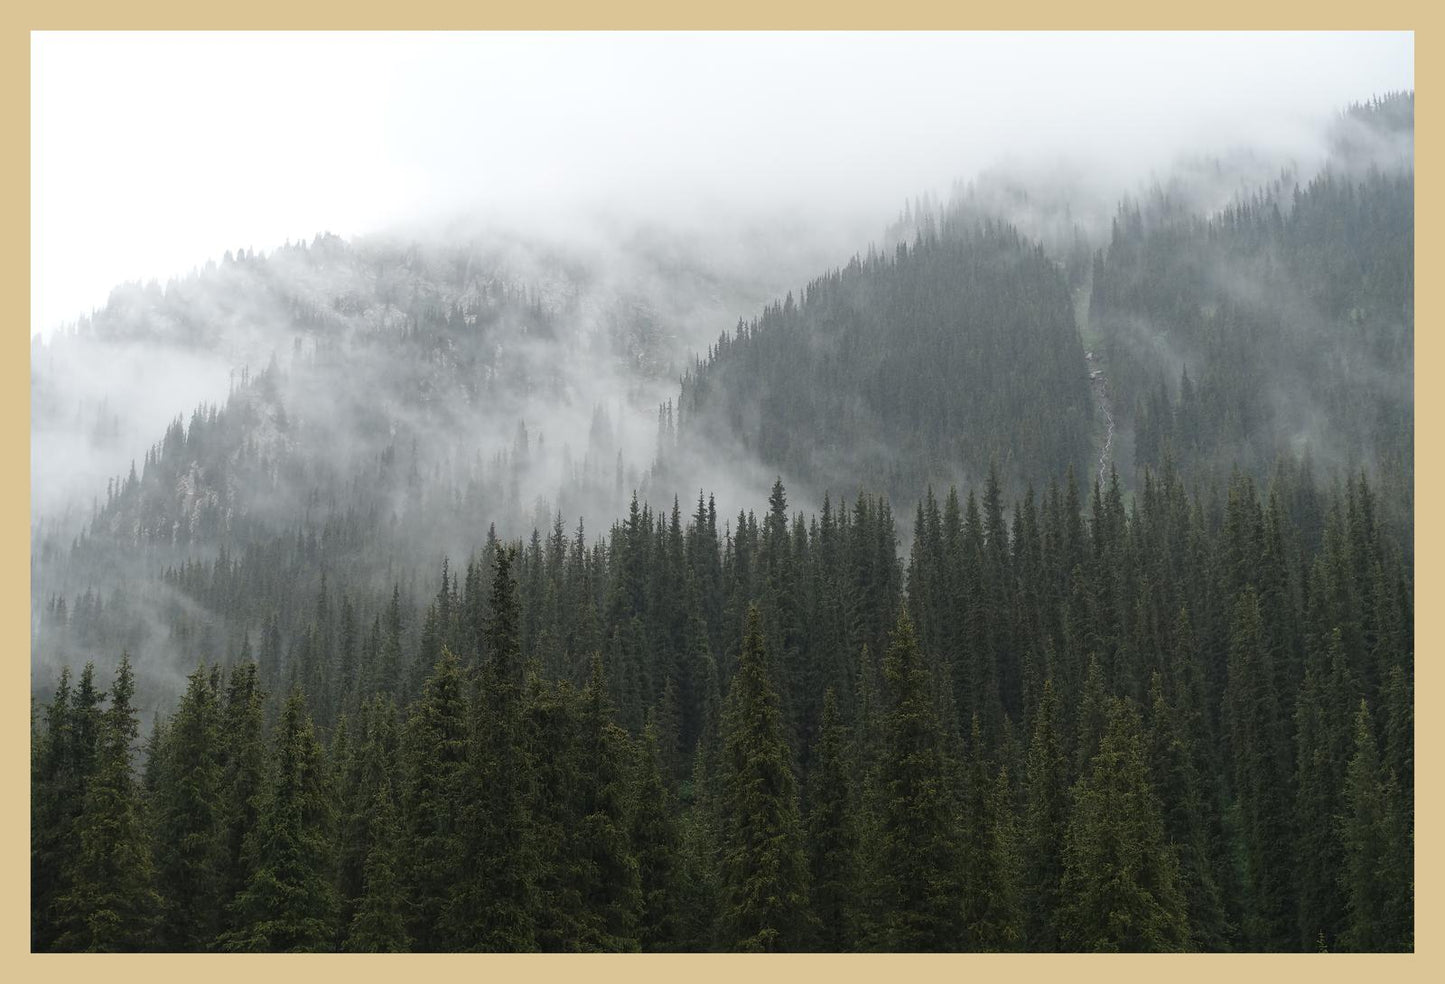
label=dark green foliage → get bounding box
[523,675,590,949]
[32,464,1411,953]
[573,661,643,949]
[805,688,859,950]
[868,608,965,950]
[960,715,1021,950]
[1060,697,1190,952]
[32,666,85,950]
[398,647,468,950]
[52,655,159,951]
[681,227,1093,501]
[448,549,537,950]
[1338,700,1411,951]
[1292,630,1355,949]
[218,662,268,933]
[345,780,411,952]
[29,110,1414,953]
[715,606,812,951]
[335,696,401,944]
[1093,156,1412,505]
[1145,673,1231,950]
[525,659,645,951]
[219,690,336,952]
[150,664,227,949]
[1021,679,1067,950]
[1223,587,1294,947]
[631,723,685,950]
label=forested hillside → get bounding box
[33,465,1412,951]
[675,224,1093,500]
[31,227,814,700]
[31,91,1413,953]
[1090,94,1413,519]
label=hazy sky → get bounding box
[31,31,1413,339]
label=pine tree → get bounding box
[1145,673,1231,949]
[220,690,337,952]
[335,696,401,943]
[151,663,227,949]
[54,655,159,951]
[345,780,411,952]
[1021,678,1067,950]
[524,675,589,950]
[449,548,536,950]
[27,444,1417,954]
[652,675,685,784]
[1292,630,1354,949]
[1074,654,1109,775]
[715,605,812,951]
[218,662,268,933]
[1060,696,1190,952]
[675,739,723,950]
[961,714,1021,950]
[32,665,84,950]
[399,647,469,950]
[1222,586,1293,947]
[868,608,965,950]
[805,688,859,950]
[631,722,684,950]
[377,585,405,697]
[573,660,643,950]
[989,760,1025,950]
[1339,699,1411,951]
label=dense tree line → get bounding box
[1091,94,1412,519]
[33,464,1412,951]
[31,91,1414,956]
[676,224,1094,503]
[37,97,1413,699]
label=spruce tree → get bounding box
[32,666,81,950]
[218,662,268,934]
[345,780,411,952]
[449,548,536,949]
[1339,699,1411,951]
[574,660,643,950]
[1222,586,1293,947]
[524,676,589,950]
[960,714,1020,949]
[1144,673,1230,950]
[54,655,159,951]
[399,647,469,950]
[220,690,337,952]
[631,722,684,950]
[715,605,812,951]
[869,608,965,950]
[805,688,859,950]
[335,697,400,943]
[1021,678,1067,950]
[151,664,227,949]
[1292,631,1354,949]
[1059,696,1190,952]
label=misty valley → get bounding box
[29,91,1413,953]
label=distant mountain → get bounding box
[675,223,1093,504]
[1091,94,1412,527]
[31,93,1414,706]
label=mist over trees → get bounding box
[1092,95,1412,521]
[31,91,1413,952]
[675,223,1093,500]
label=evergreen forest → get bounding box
[31,92,1414,953]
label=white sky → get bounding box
[31,31,1414,339]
